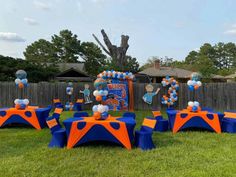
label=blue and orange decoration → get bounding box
[96,70,135,111]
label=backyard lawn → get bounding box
[1,110,236,177]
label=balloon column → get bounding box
[93,78,108,102]
[14,70,29,109]
[186,72,202,112]
[161,76,179,107]
[65,82,74,111]
[92,78,109,120]
[66,82,74,96]
[187,72,202,91]
[187,101,201,112]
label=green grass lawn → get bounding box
[1,110,236,177]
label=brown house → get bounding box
[138,60,225,83]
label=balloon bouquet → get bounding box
[187,72,202,91]
[14,70,29,109]
[161,76,179,107]
[65,82,74,111]
[186,72,202,112]
[92,78,109,120]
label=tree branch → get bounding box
[92,33,111,56]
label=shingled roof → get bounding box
[225,72,236,79]
[139,60,225,80]
[139,66,192,78]
[57,63,85,72]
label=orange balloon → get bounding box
[197,106,201,112]
[18,82,24,89]
[96,95,102,102]
[15,104,20,109]
[93,112,101,120]
[194,85,199,90]
[187,106,192,111]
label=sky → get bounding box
[0,0,236,65]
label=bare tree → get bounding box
[92,29,129,70]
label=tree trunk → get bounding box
[92,29,129,71]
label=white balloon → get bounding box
[23,99,29,105]
[92,105,98,112]
[15,79,21,84]
[97,104,104,113]
[14,99,19,104]
[104,105,109,112]
[192,80,197,86]
[103,90,108,96]
[187,80,192,86]
[197,81,202,86]
[193,101,200,107]
[93,90,99,97]
[188,101,194,107]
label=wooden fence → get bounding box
[0,82,236,111]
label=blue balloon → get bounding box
[188,85,194,91]
[16,70,27,79]
[192,106,198,112]
[101,112,109,120]
[102,96,106,101]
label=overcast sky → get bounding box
[0,0,236,65]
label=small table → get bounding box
[63,116,136,149]
[0,106,51,130]
[167,109,224,133]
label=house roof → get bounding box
[55,68,93,82]
[56,68,89,77]
[139,66,225,80]
[225,73,236,79]
[57,63,85,72]
[139,66,193,78]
